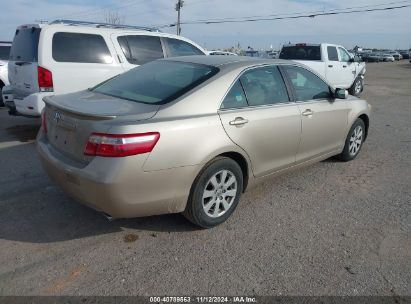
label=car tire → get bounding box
[183,157,243,228]
[349,77,363,97]
[337,119,366,162]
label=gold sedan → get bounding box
[37,56,371,228]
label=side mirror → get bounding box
[335,88,348,99]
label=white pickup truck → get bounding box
[279,43,366,96]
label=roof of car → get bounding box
[165,55,290,68]
[17,22,159,33]
[283,43,320,47]
[163,55,335,89]
[15,21,206,52]
[49,20,160,32]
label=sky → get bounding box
[1,0,411,50]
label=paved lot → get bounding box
[0,61,410,297]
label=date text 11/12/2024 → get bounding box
[149,296,257,303]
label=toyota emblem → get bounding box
[53,111,61,123]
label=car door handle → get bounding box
[301,109,314,117]
[343,65,347,68]
[229,117,249,126]
[328,65,333,68]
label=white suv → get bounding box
[0,41,11,106]
[8,20,206,117]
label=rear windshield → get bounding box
[92,60,219,105]
[9,27,41,62]
[279,45,321,61]
[0,46,11,60]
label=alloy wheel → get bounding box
[349,125,363,156]
[202,170,237,218]
[355,79,363,95]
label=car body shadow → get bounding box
[0,111,40,143]
[0,190,198,244]
[399,63,411,69]
[6,124,40,142]
[321,156,340,163]
[0,139,197,244]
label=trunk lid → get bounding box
[8,26,41,99]
[43,90,160,163]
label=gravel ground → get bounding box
[0,61,410,297]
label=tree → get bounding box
[104,11,125,25]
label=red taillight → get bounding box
[38,66,53,92]
[41,110,47,134]
[84,132,160,157]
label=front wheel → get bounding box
[349,77,363,97]
[337,119,366,162]
[183,157,243,228]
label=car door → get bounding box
[324,45,345,87]
[8,27,41,99]
[219,66,301,178]
[337,47,356,87]
[282,65,349,163]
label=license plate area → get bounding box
[50,125,76,155]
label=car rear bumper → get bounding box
[36,131,198,218]
[14,92,53,116]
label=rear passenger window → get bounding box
[239,66,289,106]
[52,32,112,63]
[327,46,338,61]
[221,80,248,109]
[117,35,164,65]
[165,38,204,57]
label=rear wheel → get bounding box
[183,157,243,228]
[337,119,366,162]
[349,77,363,97]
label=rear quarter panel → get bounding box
[106,114,249,172]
